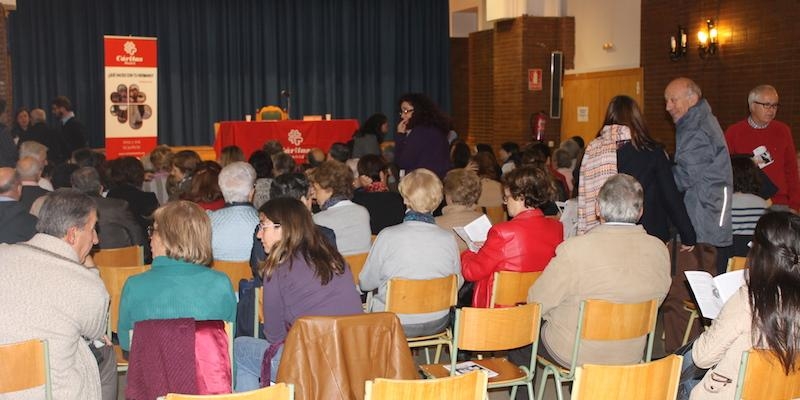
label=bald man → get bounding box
[725,85,800,212]
[0,167,37,243]
[17,156,51,212]
[662,77,732,352]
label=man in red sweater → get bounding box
[725,85,800,212]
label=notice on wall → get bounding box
[528,69,543,91]
[104,36,158,159]
[577,106,589,122]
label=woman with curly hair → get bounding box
[460,165,563,308]
[395,93,451,178]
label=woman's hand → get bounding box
[397,119,408,134]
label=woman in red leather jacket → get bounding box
[461,165,564,308]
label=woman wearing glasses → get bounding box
[395,93,452,178]
[234,197,362,391]
[117,201,237,351]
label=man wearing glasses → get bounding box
[725,85,800,213]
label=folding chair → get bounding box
[163,383,293,399]
[93,245,144,267]
[0,339,52,399]
[420,303,541,399]
[537,299,659,400]
[365,370,487,400]
[571,355,682,400]
[734,349,800,399]
[490,271,542,308]
[344,252,369,286]
[98,264,151,372]
[211,260,252,292]
[384,275,458,363]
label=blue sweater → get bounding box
[118,256,237,350]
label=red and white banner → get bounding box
[104,36,158,159]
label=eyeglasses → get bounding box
[259,222,281,231]
[399,108,414,116]
[753,101,780,110]
[146,225,157,237]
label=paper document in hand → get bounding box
[684,269,746,319]
[443,361,499,378]
[453,214,492,253]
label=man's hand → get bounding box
[680,244,695,253]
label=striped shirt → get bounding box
[731,193,767,235]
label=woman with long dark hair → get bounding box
[233,197,362,390]
[352,113,387,158]
[686,211,800,399]
[395,93,451,178]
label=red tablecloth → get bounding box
[214,120,359,162]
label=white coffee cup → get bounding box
[325,113,332,121]
[245,115,252,121]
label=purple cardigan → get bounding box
[262,254,363,343]
[394,124,451,178]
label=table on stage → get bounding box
[213,120,359,162]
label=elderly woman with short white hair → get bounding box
[359,168,463,337]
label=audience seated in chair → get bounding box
[435,168,484,253]
[169,150,202,202]
[359,168,463,337]
[470,151,504,210]
[352,154,405,234]
[510,174,671,393]
[118,201,236,351]
[209,162,259,261]
[309,160,371,255]
[181,161,225,211]
[16,155,50,213]
[461,165,563,308]
[0,167,37,244]
[234,197,362,390]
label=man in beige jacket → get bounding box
[0,189,109,399]
[512,174,671,378]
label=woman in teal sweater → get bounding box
[118,200,237,350]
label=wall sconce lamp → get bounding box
[697,19,718,58]
[669,26,688,61]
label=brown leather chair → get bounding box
[276,312,417,400]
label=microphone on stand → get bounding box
[281,89,291,119]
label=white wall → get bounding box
[449,0,642,73]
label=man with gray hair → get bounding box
[71,166,143,249]
[23,108,68,165]
[725,84,799,212]
[0,188,110,399]
[509,174,671,382]
[209,161,259,261]
[17,156,51,212]
[0,167,37,243]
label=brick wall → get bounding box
[450,38,469,140]
[0,5,10,119]
[464,16,574,149]
[642,0,800,152]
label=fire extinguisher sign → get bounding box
[528,69,543,91]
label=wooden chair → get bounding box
[734,349,800,399]
[98,264,151,372]
[384,275,458,364]
[93,245,144,267]
[0,339,52,399]
[344,252,369,286]
[483,206,506,225]
[420,303,541,400]
[365,370,487,400]
[164,383,294,399]
[255,105,288,121]
[489,271,542,308]
[571,355,682,400]
[682,256,748,345]
[211,260,252,292]
[537,299,659,400]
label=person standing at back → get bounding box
[51,96,88,155]
[394,93,451,178]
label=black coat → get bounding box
[0,200,37,244]
[61,117,88,155]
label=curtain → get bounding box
[9,0,450,148]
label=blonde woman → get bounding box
[117,201,236,350]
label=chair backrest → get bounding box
[727,256,748,272]
[164,383,294,399]
[365,370,487,400]
[253,287,265,337]
[490,271,542,308]
[211,260,252,292]
[93,245,144,267]
[384,275,458,314]
[483,206,506,225]
[735,349,800,400]
[256,106,288,121]
[456,303,540,352]
[344,252,369,285]
[571,354,682,400]
[0,339,51,398]
[571,299,659,371]
[98,264,151,334]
